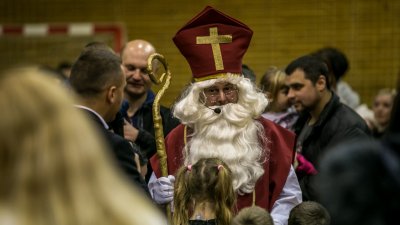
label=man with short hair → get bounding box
[119,39,180,180]
[288,201,330,225]
[69,48,148,194]
[149,6,302,225]
[285,55,370,201]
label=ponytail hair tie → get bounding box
[217,165,223,170]
[187,165,192,171]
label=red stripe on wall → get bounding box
[48,25,68,34]
[94,25,124,53]
[2,26,23,34]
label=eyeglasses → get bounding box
[203,85,238,99]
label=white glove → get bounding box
[149,175,175,204]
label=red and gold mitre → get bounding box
[173,6,253,82]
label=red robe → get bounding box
[150,117,295,212]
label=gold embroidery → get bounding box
[184,125,187,146]
[193,73,241,82]
[196,27,232,70]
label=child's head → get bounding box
[288,201,330,225]
[260,67,291,113]
[372,88,397,129]
[232,206,274,225]
[173,157,235,225]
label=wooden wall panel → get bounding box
[1,0,399,107]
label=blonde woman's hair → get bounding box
[173,158,236,225]
[0,67,165,225]
[375,88,397,100]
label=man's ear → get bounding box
[316,75,327,91]
[106,86,117,104]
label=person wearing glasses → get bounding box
[149,6,302,225]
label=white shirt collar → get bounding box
[75,105,109,129]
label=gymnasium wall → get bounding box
[1,0,399,107]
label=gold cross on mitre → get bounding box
[196,27,232,71]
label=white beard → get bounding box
[184,103,267,194]
[174,76,270,194]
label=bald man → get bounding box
[119,40,180,181]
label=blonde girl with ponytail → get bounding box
[173,158,236,225]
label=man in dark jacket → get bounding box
[119,39,180,181]
[69,48,149,195]
[285,55,370,201]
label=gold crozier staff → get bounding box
[147,53,172,222]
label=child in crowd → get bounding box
[173,158,235,225]
[232,206,274,225]
[356,88,397,138]
[371,88,397,138]
[288,201,330,225]
[259,66,298,130]
[260,66,316,179]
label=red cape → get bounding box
[150,117,295,211]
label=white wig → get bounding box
[173,75,270,193]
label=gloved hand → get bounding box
[149,175,175,204]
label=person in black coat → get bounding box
[316,137,400,225]
[285,55,370,201]
[69,47,149,195]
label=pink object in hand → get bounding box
[296,153,318,175]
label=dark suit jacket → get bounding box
[79,108,149,195]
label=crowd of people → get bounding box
[1,5,399,225]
